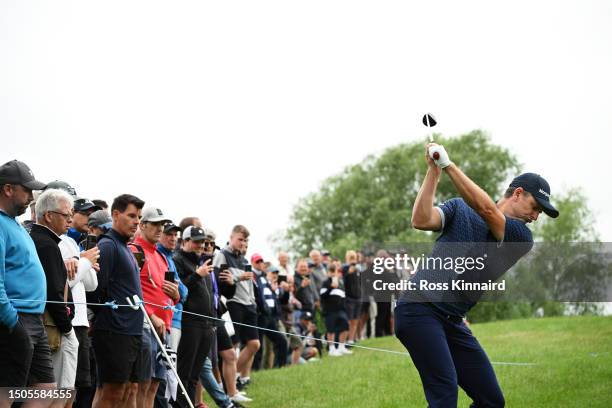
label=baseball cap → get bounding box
[163,222,181,234]
[509,173,559,218]
[268,264,280,273]
[74,198,102,213]
[141,207,171,223]
[202,227,216,241]
[88,210,112,230]
[321,250,331,257]
[0,160,46,190]
[183,226,206,241]
[301,311,313,321]
[251,253,264,264]
[45,180,77,197]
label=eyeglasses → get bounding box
[203,241,215,248]
[49,210,73,220]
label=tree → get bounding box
[284,130,520,257]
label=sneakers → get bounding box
[230,393,253,403]
[338,344,353,355]
[229,402,245,408]
[328,347,342,357]
[236,377,251,391]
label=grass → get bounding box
[207,316,612,407]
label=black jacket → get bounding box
[30,224,74,333]
[294,273,316,312]
[173,249,215,328]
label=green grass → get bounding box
[211,316,612,407]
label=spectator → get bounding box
[58,196,100,406]
[173,226,215,408]
[156,223,187,352]
[88,209,112,237]
[321,250,331,269]
[31,189,80,391]
[293,259,316,321]
[320,263,352,356]
[343,250,361,346]
[195,227,249,407]
[129,207,179,408]
[69,198,102,247]
[251,253,288,369]
[214,225,259,391]
[92,199,108,210]
[0,160,54,403]
[277,251,294,279]
[92,194,146,408]
[154,222,188,408]
[308,249,327,300]
[294,311,322,362]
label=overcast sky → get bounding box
[1,1,611,262]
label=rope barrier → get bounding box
[8,297,538,365]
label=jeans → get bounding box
[199,357,232,408]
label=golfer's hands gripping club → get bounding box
[427,143,451,169]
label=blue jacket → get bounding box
[0,210,47,328]
[157,244,188,329]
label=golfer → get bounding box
[395,143,559,407]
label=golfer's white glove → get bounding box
[428,145,451,168]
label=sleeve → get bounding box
[0,232,19,329]
[96,239,115,302]
[437,198,460,231]
[214,251,237,299]
[320,279,331,298]
[174,270,188,305]
[38,243,72,333]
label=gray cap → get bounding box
[141,207,171,223]
[88,210,112,229]
[0,160,47,190]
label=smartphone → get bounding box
[200,254,213,266]
[220,264,229,272]
[164,271,175,282]
[277,275,287,284]
[244,264,252,272]
[85,234,97,250]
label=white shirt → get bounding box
[278,263,294,277]
[59,235,98,327]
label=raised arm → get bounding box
[443,163,506,240]
[411,145,443,231]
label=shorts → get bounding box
[216,325,233,353]
[74,326,91,387]
[226,302,259,345]
[324,311,349,334]
[0,313,55,386]
[345,298,362,320]
[147,327,167,381]
[92,330,143,384]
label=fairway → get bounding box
[218,316,612,407]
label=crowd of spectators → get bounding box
[0,159,405,408]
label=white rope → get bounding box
[9,297,538,366]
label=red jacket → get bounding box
[130,235,176,330]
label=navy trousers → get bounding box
[394,302,505,408]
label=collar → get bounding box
[223,244,242,257]
[157,243,173,256]
[108,228,131,243]
[133,234,157,252]
[179,249,200,264]
[31,223,62,244]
